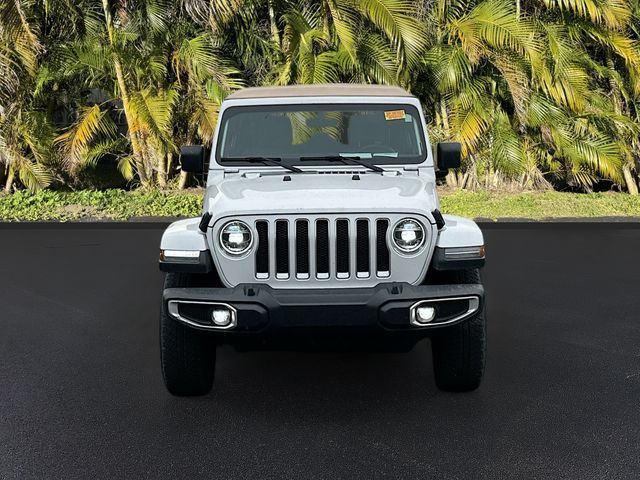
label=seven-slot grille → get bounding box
[254,218,391,280]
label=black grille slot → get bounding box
[316,220,329,275]
[296,220,309,275]
[356,219,370,274]
[336,219,350,275]
[275,220,289,276]
[376,219,390,273]
[255,221,269,275]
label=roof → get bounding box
[226,84,413,100]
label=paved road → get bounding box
[1,223,639,479]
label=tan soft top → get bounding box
[226,83,413,100]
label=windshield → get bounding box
[216,104,426,166]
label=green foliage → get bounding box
[0,189,204,220]
[0,0,639,195]
[1,188,639,221]
[440,190,640,219]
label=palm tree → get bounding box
[417,0,546,188]
[2,0,640,193]
[52,0,243,189]
[528,0,640,193]
[0,0,53,192]
[416,0,640,193]
[183,0,426,87]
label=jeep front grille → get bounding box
[254,217,391,280]
[211,214,433,289]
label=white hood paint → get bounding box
[204,172,439,220]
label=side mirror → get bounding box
[436,142,462,178]
[180,145,205,174]
[436,142,461,176]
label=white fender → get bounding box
[436,215,484,248]
[160,218,208,251]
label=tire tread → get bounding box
[160,273,216,396]
[429,268,486,392]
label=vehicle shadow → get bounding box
[202,340,441,422]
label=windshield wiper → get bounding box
[221,156,303,173]
[299,155,386,173]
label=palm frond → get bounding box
[0,0,42,75]
[173,34,244,89]
[527,93,568,127]
[581,23,640,67]
[450,92,493,154]
[55,105,117,170]
[117,154,136,180]
[83,138,129,169]
[490,51,531,123]
[491,110,527,176]
[325,0,359,62]
[424,44,473,94]
[552,124,624,183]
[350,33,398,84]
[544,0,632,30]
[451,0,543,65]
[189,83,226,144]
[355,0,427,66]
[17,159,53,192]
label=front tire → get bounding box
[428,268,486,392]
[160,272,216,396]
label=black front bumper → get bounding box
[163,282,484,351]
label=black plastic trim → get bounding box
[199,212,213,233]
[432,209,446,230]
[163,282,483,331]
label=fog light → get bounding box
[211,308,232,326]
[415,306,436,324]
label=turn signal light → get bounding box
[443,245,485,260]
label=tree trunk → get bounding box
[158,152,173,189]
[460,171,470,190]
[166,152,174,175]
[445,170,457,188]
[138,138,156,187]
[440,101,450,137]
[4,167,15,193]
[320,0,331,39]
[268,0,280,47]
[623,165,639,195]
[116,63,150,188]
[102,0,151,189]
[157,151,168,189]
[178,170,189,190]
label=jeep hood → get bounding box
[205,173,438,219]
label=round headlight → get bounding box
[219,221,253,255]
[392,218,425,253]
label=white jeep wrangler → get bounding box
[159,84,486,396]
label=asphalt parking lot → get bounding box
[1,222,639,479]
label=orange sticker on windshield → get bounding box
[384,109,406,121]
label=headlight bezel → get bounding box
[219,220,254,256]
[391,217,426,255]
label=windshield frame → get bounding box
[214,102,428,168]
